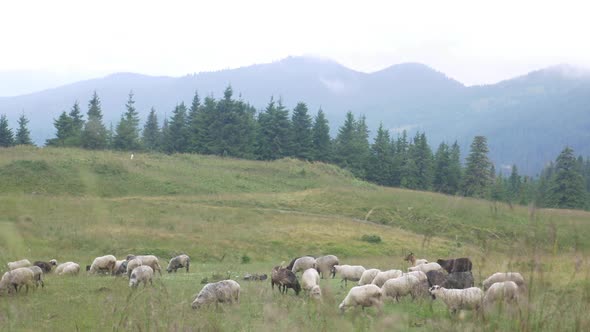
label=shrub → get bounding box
[360,234,382,243]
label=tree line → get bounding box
[0,86,588,210]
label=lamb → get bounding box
[301,268,321,299]
[167,254,190,273]
[126,258,143,278]
[332,265,366,286]
[408,262,443,274]
[88,255,117,275]
[192,279,240,309]
[0,267,35,294]
[271,266,301,295]
[483,281,520,313]
[371,269,403,287]
[33,260,56,273]
[129,266,154,288]
[358,269,381,286]
[381,274,421,301]
[315,255,339,279]
[59,263,80,276]
[404,252,428,266]
[482,272,526,291]
[429,285,484,315]
[291,256,317,274]
[339,284,383,313]
[126,255,162,276]
[7,259,32,271]
[27,266,44,288]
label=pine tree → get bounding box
[411,132,433,190]
[448,141,462,194]
[81,92,108,149]
[163,103,189,154]
[256,97,291,160]
[391,131,409,186]
[68,101,84,146]
[113,92,141,151]
[367,123,393,185]
[334,112,370,177]
[462,136,492,197]
[508,165,521,203]
[433,142,452,193]
[0,114,15,147]
[290,102,313,160]
[15,113,33,145]
[160,117,169,152]
[45,112,72,147]
[311,108,331,162]
[187,90,202,153]
[548,147,587,209]
[142,108,160,151]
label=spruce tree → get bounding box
[45,112,72,147]
[311,108,331,162]
[448,141,462,194]
[187,91,202,153]
[391,131,409,186]
[367,123,393,185]
[163,103,189,154]
[290,102,313,160]
[15,113,33,145]
[548,147,586,209]
[0,114,15,147]
[256,97,291,160]
[142,108,160,151]
[462,136,492,197]
[333,112,370,178]
[81,92,108,149]
[411,132,433,190]
[433,142,451,193]
[68,101,84,146]
[508,165,521,202]
[113,92,141,151]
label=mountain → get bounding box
[0,57,589,175]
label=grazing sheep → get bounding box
[437,258,473,273]
[332,265,366,286]
[129,266,154,288]
[126,258,143,278]
[403,270,429,297]
[482,272,526,291]
[243,273,268,281]
[192,280,240,309]
[167,254,190,273]
[408,262,443,274]
[483,281,520,313]
[27,266,44,288]
[88,255,117,275]
[405,270,428,283]
[372,269,403,288]
[286,256,315,271]
[114,260,128,276]
[339,284,383,313]
[126,255,162,276]
[429,285,484,315]
[444,271,475,289]
[49,259,57,265]
[33,260,56,273]
[7,259,32,271]
[315,255,339,279]
[291,257,317,274]
[301,268,321,299]
[271,266,301,295]
[60,263,80,276]
[0,268,35,294]
[55,262,76,275]
[358,269,381,286]
[404,252,428,266]
[382,274,421,301]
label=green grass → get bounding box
[0,146,589,331]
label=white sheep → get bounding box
[27,266,44,288]
[333,265,366,286]
[371,269,403,287]
[429,285,484,315]
[483,281,520,313]
[126,255,162,276]
[381,274,421,301]
[404,270,428,283]
[7,259,32,271]
[89,255,117,275]
[166,254,190,273]
[60,263,80,276]
[129,266,154,288]
[291,256,317,274]
[192,280,240,309]
[339,284,383,313]
[315,255,339,278]
[403,270,429,297]
[408,262,442,274]
[126,258,143,278]
[301,268,321,299]
[0,267,35,294]
[482,272,525,291]
[55,262,77,275]
[358,269,381,286]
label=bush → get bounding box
[241,254,251,264]
[360,234,382,243]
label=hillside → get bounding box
[1,57,589,174]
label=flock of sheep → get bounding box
[1,252,526,317]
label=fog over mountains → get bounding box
[1,56,589,175]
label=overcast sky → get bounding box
[1,0,589,87]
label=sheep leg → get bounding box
[186,263,190,273]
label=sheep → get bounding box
[437,258,473,273]
[444,271,474,289]
[33,260,56,273]
[192,280,240,309]
[126,255,162,276]
[404,252,428,266]
[286,256,315,271]
[408,262,443,274]
[129,266,154,288]
[114,260,128,276]
[315,255,339,279]
[339,284,383,313]
[483,281,520,314]
[301,268,321,299]
[371,269,403,288]
[482,272,526,291]
[55,262,77,275]
[0,267,35,294]
[167,254,190,273]
[60,263,80,276]
[429,285,484,315]
[126,258,143,278]
[358,269,381,286]
[27,266,44,288]
[403,270,429,297]
[381,274,421,301]
[88,255,117,275]
[332,265,366,286]
[271,266,301,295]
[291,256,317,274]
[7,259,32,271]
[426,270,448,288]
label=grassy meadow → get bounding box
[0,146,589,331]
